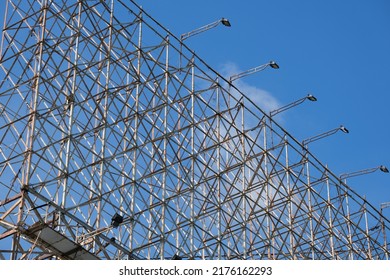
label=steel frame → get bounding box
[0,0,389,260]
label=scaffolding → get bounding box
[0,0,389,260]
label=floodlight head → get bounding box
[269,61,280,69]
[172,254,183,260]
[380,165,389,173]
[111,213,124,228]
[221,18,231,27]
[307,94,317,102]
[339,125,349,134]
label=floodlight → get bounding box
[111,213,124,228]
[340,126,349,134]
[307,94,317,102]
[172,254,183,260]
[380,165,389,173]
[221,18,231,27]
[269,61,279,69]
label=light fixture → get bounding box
[302,125,349,146]
[269,61,280,69]
[180,17,232,41]
[340,125,349,134]
[172,254,183,260]
[340,165,389,180]
[380,165,389,173]
[229,60,279,82]
[307,94,317,102]
[111,213,124,228]
[270,93,317,117]
[221,18,231,27]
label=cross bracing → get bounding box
[0,0,389,260]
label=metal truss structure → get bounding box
[0,0,389,260]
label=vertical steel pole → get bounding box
[240,99,247,259]
[61,0,82,229]
[96,0,114,247]
[285,137,294,258]
[16,0,48,259]
[263,121,272,259]
[160,35,170,259]
[344,183,354,259]
[363,200,372,259]
[216,79,222,259]
[192,56,196,259]
[130,11,142,256]
[326,169,335,259]
[380,207,389,259]
[175,88,180,257]
[304,148,315,259]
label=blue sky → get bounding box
[136,0,390,209]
